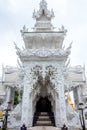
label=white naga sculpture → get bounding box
[0,0,87,130]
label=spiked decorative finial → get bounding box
[33,0,55,31]
[33,0,54,20]
[40,0,47,10]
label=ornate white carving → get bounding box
[69,65,84,74]
[58,25,67,34]
[0,0,86,129]
[3,66,17,74]
[32,0,55,30]
[66,101,81,128]
[20,25,28,33]
[14,42,21,55]
[33,0,54,20]
[16,48,70,58]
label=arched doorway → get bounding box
[36,97,52,112]
[33,96,55,126]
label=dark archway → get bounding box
[36,97,52,112]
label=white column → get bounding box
[28,95,33,126]
[58,83,67,126]
[55,94,61,127]
[11,88,15,107]
[77,85,83,103]
[21,76,33,127]
[73,85,83,109]
[54,70,67,127]
[6,86,11,103]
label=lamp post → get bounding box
[2,101,11,130]
[78,102,85,130]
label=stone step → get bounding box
[36,120,52,124]
[40,112,48,116]
[35,123,53,126]
[33,112,55,126]
[40,112,48,114]
[38,116,50,120]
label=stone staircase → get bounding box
[33,112,55,126]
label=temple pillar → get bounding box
[77,85,83,103]
[73,85,83,109]
[11,88,15,107]
[58,83,67,126]
[28,95,33,126]
[6,86,12,103]
[55,94,61,127]
[54,69,67,127]
[21,74,33,127]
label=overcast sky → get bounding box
[0,0,87,77]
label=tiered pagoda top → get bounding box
[33,0,54,31]
[20,0,67,49]
[18,0,71,62]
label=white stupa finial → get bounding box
[33,0,54,20]
[40,0,47,10]
[33,0,55,31]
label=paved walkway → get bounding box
[28,126,60,130]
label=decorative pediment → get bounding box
[16,48,70,58]
[33,0,54,31]
[33,0,54,20]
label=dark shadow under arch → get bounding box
[36,97,52,112]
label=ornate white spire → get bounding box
[33,0,54,20]
[33,0,55,31]
[40,0,47,10]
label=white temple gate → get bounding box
[18,0,70,127]
[0,0,87,129]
